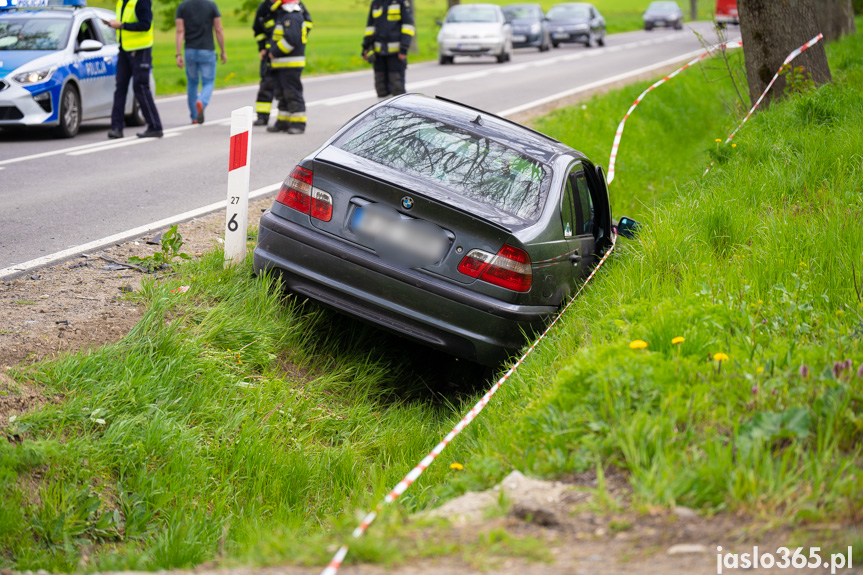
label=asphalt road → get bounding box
[0,22,722,275]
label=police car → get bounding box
[0,0,153,138]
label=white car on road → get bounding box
[437,3,512,65]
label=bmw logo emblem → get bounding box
[401,196,414,210]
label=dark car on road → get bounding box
[254,95,631,367]
[643,1,683,30]
[546,2,606,48]
[502,4,550,52]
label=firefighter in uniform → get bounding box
[362,0,414,98]
[252,0,311,126]
[267,0,312,134]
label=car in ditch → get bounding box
[502,3,551,52]
[643,1,683,30]
[0,0,152,138]
[546,2,606,48]
[437,3,512,64]
[254,94,634,367]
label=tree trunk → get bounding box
[738,0,832,109]
[448,0,460,7]
[815,0,857,41]
[690,0,698,20]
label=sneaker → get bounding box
[253,116,268,126]
[136,129,164,138]
[107,129,123,139]
[287,126,305,135]
[195,100,204,125]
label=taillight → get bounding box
[457,244,532,293]
[275,165,332,222]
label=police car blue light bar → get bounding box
[0,0,86,9]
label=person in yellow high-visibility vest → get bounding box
[105,0,163,139]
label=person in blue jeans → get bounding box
[175,0,226,124]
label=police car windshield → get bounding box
[446,6,499,23]
[0,17,71,50]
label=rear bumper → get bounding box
[254,211,555,366]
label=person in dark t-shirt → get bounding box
[175,0,227,124]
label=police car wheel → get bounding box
[54,85,81,139]
[125,96,146,127]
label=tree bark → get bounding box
[815,0,857,41]
[690,0,698,20]
[738,0,832,109]
[448,0,460,7]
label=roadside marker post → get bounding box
[225,106,254,267]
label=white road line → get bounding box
[67,131,181,155]
[0,183,281,280]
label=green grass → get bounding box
[439,24,863,522]
[88,0,717,95]
[3,18,862,574]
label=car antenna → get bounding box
[471,114,482,125]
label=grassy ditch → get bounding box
[2,24,862,575]
[441,24,863,536]
[86,0,717,96]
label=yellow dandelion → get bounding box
[713,352,729,362]
[715,138,722,143]
[756,366,764,373]
[731,143,737,148]
[671,336,685,345]
[450,462,464,471]
[629,339,648,350]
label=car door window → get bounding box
[95,17,118,45]
[572,172,595,235]
[560,177,576,238]
[76,18,98,49]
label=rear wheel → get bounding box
[54,84,80,138]
[439,55,453,65]
[552,40,560,48]
[597,31,605,46]
[125,96,146,127]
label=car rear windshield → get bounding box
[336,107,548,221]
[446,5,499,23]
[0,17,71,51]
[502,6,541,20]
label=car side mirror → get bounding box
[616,216,640,239]
[77,39,104,52]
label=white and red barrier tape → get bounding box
[702,33,823,176]
[606,40,742,185]
[320,233,618,575]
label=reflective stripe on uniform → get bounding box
[372,7,382,17]
[278,38,294,52]
[401,24,415,36]
[388,41,400,52]
[288,114,307,123]
[264,19,275,29]
[271,56,306,67]
[256,102,272,113]
[364,26,375,36]
[255,33,266,41]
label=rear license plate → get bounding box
[457,43,481,51]
[512,34,527,43]
[351,204,448,268]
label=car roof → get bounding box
[0,6,108,18]
[385,94,581,165]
